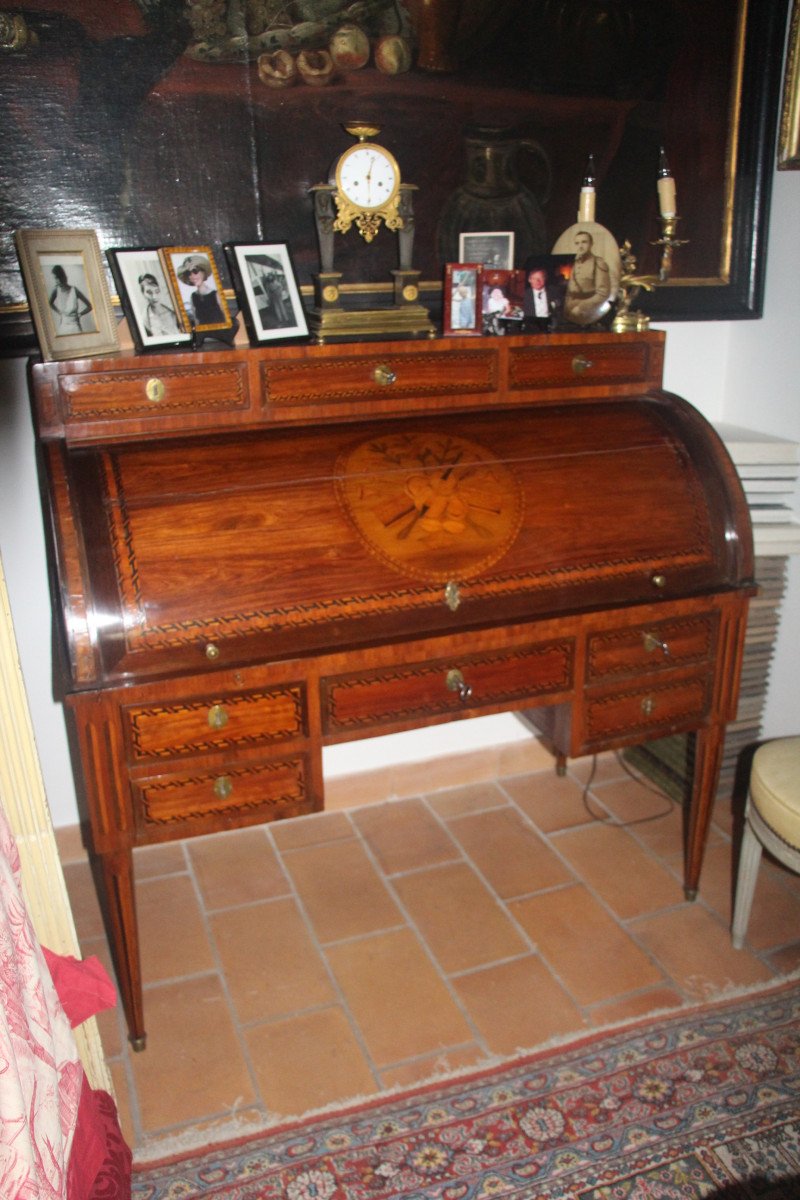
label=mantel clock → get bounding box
[309,123,434,342]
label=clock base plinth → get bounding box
[307,301,436,344]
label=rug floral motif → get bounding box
[132,982,800,1199]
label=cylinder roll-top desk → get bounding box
[29,329,754,1048]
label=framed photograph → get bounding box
[458,232,515,272]
[521,255,573,332]
[481,268,526,336]
[443,263,483,336]
[224,242,308,344]
[107,248,192,352]
[14,228,119,361]
[159,246,233,334]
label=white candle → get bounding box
[578,154,596,222]
[657,147,677,218]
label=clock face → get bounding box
[336,143,400,211]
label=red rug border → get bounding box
[132,972,800,1174]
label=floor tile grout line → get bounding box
[261,812,398,1094]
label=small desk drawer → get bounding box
[123,684,306,762]
[508,340,656,393]
[58,362,250,425]
[262,348,498,415]
[133,754,311,831]
[323,640,574,734]
[582,671,713,749]
[586,613,718,682]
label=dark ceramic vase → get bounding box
[437,126,552,267]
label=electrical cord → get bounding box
[580,751,678,826]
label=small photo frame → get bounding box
[159,246,233,334]
[107,248,192,352]
[551,222,622,329]
[521,254,574,332]
[481,268,526,335]
[458,231,514,271]
[443,263,483,336]
[15,228,119,361]
[224,242,308,344]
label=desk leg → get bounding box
[683,724,724,901]
[97,846,146,1050]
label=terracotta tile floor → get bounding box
[60,745,800,1160]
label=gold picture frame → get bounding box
[14,228,119,361]
[779,0,800,168]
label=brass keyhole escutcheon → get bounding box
[213,775,233,800]
[641,696,656,716]
[444,581,461,611]
[571,356,593,375]
[145,377,165,403]
[446,668,473,702]
[373,364,397,386]
[208,703,229,730]
[642,632,670,657]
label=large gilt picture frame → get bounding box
[779,0,800,168]
[0,0,791,352]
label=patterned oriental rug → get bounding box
[132,981,800,1199]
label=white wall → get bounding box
[1,170,798,826]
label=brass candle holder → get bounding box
[611,213,688,333]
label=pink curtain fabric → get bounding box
[0,803,130,1199]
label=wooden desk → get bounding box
[30,330,754,1048]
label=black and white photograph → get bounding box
[225,243,308,344]
[458,232,514,272]
[551,222,622,328]
[14,228,119,361]
[108,248,191,352]
[160,245,233,334]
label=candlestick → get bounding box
[657,146,676,218]
[578,154,596,222]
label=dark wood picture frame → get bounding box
[443,263,484,336]
[224,242,309,345]
[107,247,192,353]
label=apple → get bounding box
[329,23,370,71]
[374,35,412,75]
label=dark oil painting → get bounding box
[0,0,789,350]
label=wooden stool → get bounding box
[732,736,800,949]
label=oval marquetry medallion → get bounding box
[336,430,524,582]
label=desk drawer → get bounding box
[123,683,306,762]
[261,348,497,416]
[58,362,250,426]
[582,671,713,750]
[133,753,311,831]
[586,613,718,682]
[323,640,574,734]
[508,340,657,393]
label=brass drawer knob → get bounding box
[208,703,229,729]
[571,355,593,375]
[446,668,473,702]
[373,364,397,386]
[641,696,656,716]
[213,775,233,800]
[444,581,461,611]
[205,642,221,661]
[651,573,667,589]
[642,632,670,657]
[145,377,165,403]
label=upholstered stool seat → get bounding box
[731,736,800,949]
